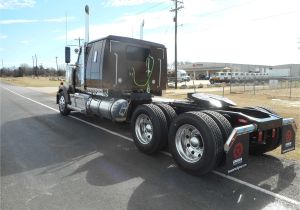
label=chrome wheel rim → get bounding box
[175,124,204,163]
[135,114,153,144]
[59,95,66,111]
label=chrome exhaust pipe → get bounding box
[85,5,89,43]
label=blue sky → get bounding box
[0,0,300,69]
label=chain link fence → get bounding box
[167,77,300,99]
[229,77,300,98]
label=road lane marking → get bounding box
[212,171,300,206]
[2,86,300,206]
[2,86,60,113]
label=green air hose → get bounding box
[130,55,154,93]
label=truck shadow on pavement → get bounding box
[1,113,298,210]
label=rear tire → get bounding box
[156,103,177,128]
[131,104,168,154]
[168,112,223,175]
[58,92,70,116]
[201,110,232,142]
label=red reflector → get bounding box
[272,129,276,139]
[237,118,248,124]
[258,131,263,143]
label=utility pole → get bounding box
[170,0,184,89]
[35,54,38,78]
[74,37,84,47]
[35,54,37,68]
[56,56,59,79]
[55,56,58,71]
[31,55,35,77]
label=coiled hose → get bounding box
[130,55,154,93]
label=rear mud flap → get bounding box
[281,118,297,154]
[224,124,256,174]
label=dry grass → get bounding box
[0,77,62,87]
[164,88,300,161]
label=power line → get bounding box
[252,10,300,21]
[133,1,170,15]
[196,0,257,18]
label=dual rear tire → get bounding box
[131,105,232,175]
[131,104,171,154]
[168,111,231,175]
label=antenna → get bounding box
[65,11,68,46]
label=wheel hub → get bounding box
[135,114,153,145]
[175,124,205,163]
[59,96,65,111]
[190,137,200,147]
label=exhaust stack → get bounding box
[85,5,89,43]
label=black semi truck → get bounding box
[57,6,296,175]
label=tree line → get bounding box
[0,63,65,77]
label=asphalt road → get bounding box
[1,82,300,210]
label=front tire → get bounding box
[168,112,223,175]
[131,104,168,154]
[58,92,70,116]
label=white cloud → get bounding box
[0,19,38,24]
[0,0,35,10]
[20,40,30,44]
[0,16,75,24]
[0,33,7,39]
